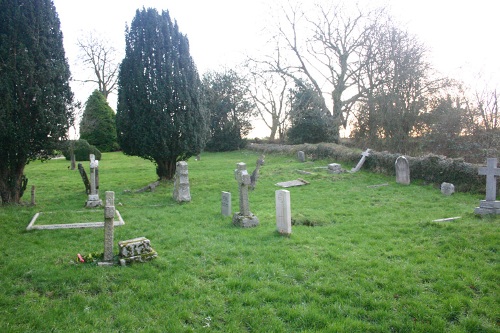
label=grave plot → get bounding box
[26,209,125,230]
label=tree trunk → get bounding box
[156,159,177,181]
[0,163,27,205]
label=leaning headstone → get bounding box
[474,158,500,215]
[395,156,410,185]
[351,149,371,172]
[103,191,115,262]
[276,190,291,235]
[221,191,232,216]
[250,155,265,190]
[173,161,191,202]
[328,163,342,174]
[233,162,259,227]
[297,151,305,163]
[78,163,91,194]
[85,154,102,207]
[118,237,158,265]
[441,182,455,196]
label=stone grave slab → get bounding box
[275,179,310,188]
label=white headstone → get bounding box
[474,158,500,215]
[276,190,291,235]
[86,154,102,207]
[221,191,231,216]
[395,156,410,185]
[351,149,370,172]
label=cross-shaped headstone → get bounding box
[478,158,500,201]
[351,149,371,172]
[234,162,251,216]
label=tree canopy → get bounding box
[116,8,206,180]
[0,0,74,204]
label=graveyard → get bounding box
[0,150,498,332]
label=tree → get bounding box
[116,8,206,180]
[0,0,74,204]
[287,80,330,144]
[202,69,254,151]
[80,90,118,152]
[76,32,119,100]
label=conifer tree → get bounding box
[0,0,74,204]
[116,8,206,180]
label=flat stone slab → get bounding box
[275,179,310,188]
[26,210,125,230]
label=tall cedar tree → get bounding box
[80,90,118,152]
[116,8,206,180]
[0,0,74,204]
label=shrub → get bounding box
[61,139,102,161]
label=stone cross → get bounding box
[351,149,371,172]
[173,161,191,202]
[395,156,410,185]
[233,162,259,227]
[86,154,102,207]
[276,190,291,235]
[221,191,231,216]
[103,191,115,262]
[474,158,500,215]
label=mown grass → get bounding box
[0,150,498,332]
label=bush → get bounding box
[61,139,102,161]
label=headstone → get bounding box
[351,149,371,172]
[297,151,305,162]
[395,156,410,185]
[85,154,102,207]
[103,191,115,262]
[195,154,201,161]
[474,158,500,215]
[70,153,76,170]
[276,190,291,235]
[233,162,259,227]
[118,237,158,265]
[30,185,36,206]
[221,191,232,216]
[328,163,342,174]
[78,163,91,194]
[250,155,265,190]
[173,161,191,202]
[441,182,455,195]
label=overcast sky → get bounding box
[52,0,499,137]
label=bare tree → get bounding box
[76,32,119,100]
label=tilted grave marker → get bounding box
[351,149,370,172]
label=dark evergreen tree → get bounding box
[0,0,74,204]
[287,81,330,144]
[202,69,254,152]
[116,8,206,180]
[80,90,118,152]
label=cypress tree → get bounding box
[0,0,74,204]
[116,8,207,180]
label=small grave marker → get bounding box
[276,190,291,235]
[395,156,410,185]
[474,158,500,215]
[297,151,305,162]
[118,237,157,265]
[221,191,231,216]
[441,182,455,195]
[173,161,191,202]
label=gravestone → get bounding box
[276,190,291,235]
[103,191,115,262]
[233,162,259,227]
[250,155,265,190]
[70,153,76,170]
[118,237,157,265]
[30,185,36,206]
[351,149,371,172]
[328,163,342,174]
[78,163,91,194]
[395,156,410,185]
[85,154,102,207]
[474,158,500,215]
[221,191,232,216]
[297,151,305,162]
[173,161,191,202]
[441,182,455,196]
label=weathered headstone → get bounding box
[328,163,342,174]
[297,151,305,162]
[221,191,232,216]
[351,149,371,172]
[250,155,265,190]
[395,156,410,185]
[275,179,310,188]
[276,190,291,235]
[118,237,157,265]
[173,161,191,202]
[85,154,102,207]
[474,158,500,215]
[103,191,115,262]
[78,163,91,194]
[233,162,259,227]
[441,182,455,196]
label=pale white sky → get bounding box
[52,0,499,138]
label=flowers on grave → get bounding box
[75,252,104,264]
[77,253,85,263]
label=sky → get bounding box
[52,0,500,138]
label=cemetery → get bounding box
[0,149,498,332]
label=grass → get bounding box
[0,150,498,332]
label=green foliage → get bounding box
[0,0,74,204]
[61,139,102,161]
[80,90,118,152]
[116,8,207,180]
[202,69,254,151]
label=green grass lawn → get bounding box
[0,150,498,332]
